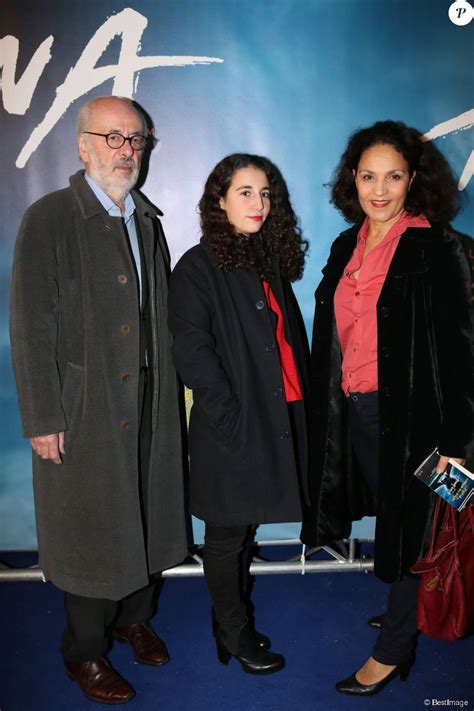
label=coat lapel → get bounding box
[384,227,429,278]
[318,225,359,298]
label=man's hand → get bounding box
[436,455,465,474]
[29,432,65,464]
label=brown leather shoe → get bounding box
[114,622,170,666]
[64,657,135,704]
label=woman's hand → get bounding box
[436,455,465,474]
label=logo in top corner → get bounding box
[448,0,473,25]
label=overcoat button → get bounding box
[265,344,275,352]
[120,324,131,334]
[256,300,265,310]
[274,387,283,397]
[380,306,389,317]
[120,420,129,430]
[121,373,130,382]
[104,224,112,232]
[381,427,391,436]
[117,274,127,284]
[382,347,390,357]
[280,430,289,439]
[383,386,390,398]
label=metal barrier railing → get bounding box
[0,539,374,582]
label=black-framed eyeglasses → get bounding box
[82,131,148,150]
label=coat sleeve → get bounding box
[168,254,240,440]
[430,229,473,457]
[9,204,67,438]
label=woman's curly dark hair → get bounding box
[199,153,308,281]
[331,120,462,224]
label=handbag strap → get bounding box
[449,506,461,568]
[427,499,461,559]
[448,504,459,538]
[468,506,474,529]
[427,499,446,557]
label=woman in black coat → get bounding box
[301,121,473,695]
[168,154,309,674]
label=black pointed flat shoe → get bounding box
[367,615,383,629]
[335,660,412,696]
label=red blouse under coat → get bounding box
[334,211,430,395]
[262,280,303,402]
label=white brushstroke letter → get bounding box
[0,34,54,115]
[15,8,223,168]
[424,109,474,190]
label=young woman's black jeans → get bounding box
[202,523,257,633]
[347,390,419,665]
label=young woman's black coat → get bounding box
[168,244,309,525]
[300,224,473,583]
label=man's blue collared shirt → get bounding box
[85,173,142,304]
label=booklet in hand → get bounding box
[414,448,474,510]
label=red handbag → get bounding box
[411,500,474,641]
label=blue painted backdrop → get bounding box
[1,0,472,548]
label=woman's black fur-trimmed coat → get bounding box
[168,244,309,525]
[301,224,473,583]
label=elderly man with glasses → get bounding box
[10,96,187,704]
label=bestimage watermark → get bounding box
[423,700,470,708]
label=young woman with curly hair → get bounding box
[168,153,309,675]
[301,121,473,696]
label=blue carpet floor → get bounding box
[1,551,473,711]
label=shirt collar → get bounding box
[84,173,136,224]
[358,211,430,245]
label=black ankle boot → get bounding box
[215,622,285,675]
[211,608,271,650]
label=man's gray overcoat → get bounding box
[10,170,187,600]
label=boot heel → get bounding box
[399,661,411,684]
[216,637,231,665]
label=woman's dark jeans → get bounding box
[203,523,257,634]
[347,391,419,665]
